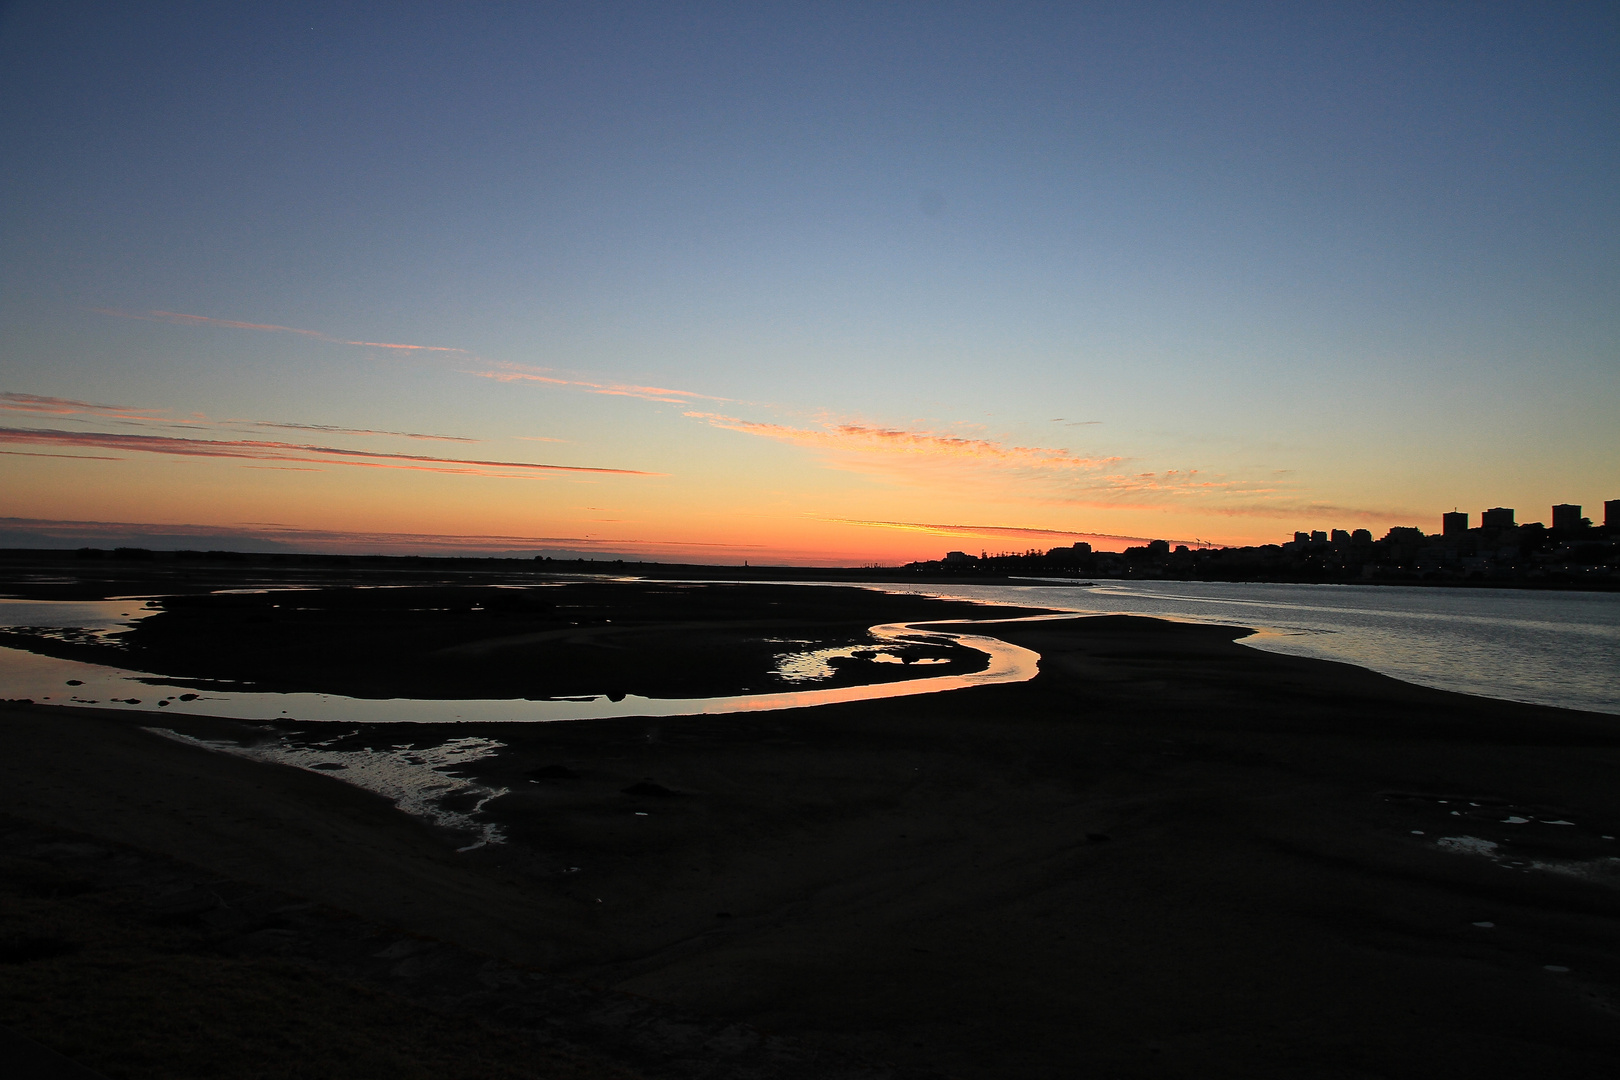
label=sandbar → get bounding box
[3,589,1619,1079]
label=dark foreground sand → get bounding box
[3,614,1619,1078]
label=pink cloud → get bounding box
[825,517,1200,546]
[0,517,764,559]
[246,420,476,442]
[689,409,1409,526]
[0,427,657,478]
[1029,472,1416,523]
[143,310,331,336]
[1,449,125,461]
[469,362,727,405]
[0,391,165,422]
[342,340,465,352]
[686,411,1120,472]
[1188,501,1421,523]
[95,309,729,406]
[6,392,480,445]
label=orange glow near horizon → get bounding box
[2,320,1603,565]
[4,12,1614,570]
[0,372,1509,564]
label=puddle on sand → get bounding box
[1385,791,1620,884]
[2,605,1052,851]
[771,638,954,682]
[1435,835,1620,883]
[144,729,509,850]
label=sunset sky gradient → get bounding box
[2,2,1615,562]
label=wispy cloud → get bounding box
[0,391,165,422]
[825,517,1200,546]
[0,427,657,478]
[686,411,1120,472]
[95,309,468,353]
[1065,468,1279,501]
[245,420,475,442]
[1,449,125,461]
[470,361,727,405]
[96,309,731,408]
[0,517,761,559]
[1021,475,1417,524]
[343,339,466,352]
[6,391,481,445]
[1183,500,1420,523]
[687,408,1410,527]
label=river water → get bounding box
[1,581,1614,717]
[3,581,1612,846]
[0,597,1042,723]
[869,580,1620,716]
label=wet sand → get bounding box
[1,581,1042,700]
[3,612,1619,1078]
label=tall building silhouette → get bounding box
[1442,511,1468,536]
[1607,500,1620,529]
[1481,507,1515,529]
[1552,504,1583,530]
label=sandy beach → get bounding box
[3,600,1619,1078]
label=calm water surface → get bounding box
[0,597,1041,723]
[3,584,1612,845]
[0,595,1047,844]
[871,580,1620,715]
[1,582,1613,715]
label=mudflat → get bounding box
[2,593,1618,1078]
[0,580,1039,699]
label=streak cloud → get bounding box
[0,428,655,478]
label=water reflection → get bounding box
[145,728,510,850]
[0,611,1042,725]
[865,580,1620,715]
[7,582,1614,846]
[4,581,1616,714]
[771,636,955,682]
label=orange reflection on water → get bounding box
[0,611,1056,725]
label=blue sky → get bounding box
[1,2,1615,559]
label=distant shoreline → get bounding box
[1,546,1616,596]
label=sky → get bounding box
[1,1,1615,563]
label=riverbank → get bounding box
[4,546,1617,601]
[3,614,1619,1078]
[0,580,1041,702]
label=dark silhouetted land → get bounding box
[1,580,1031,701]
[2,563,1618,1079]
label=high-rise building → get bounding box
[1481,507,1515,529]
[1442,511,1468,536]
[1310,530,1327,543]
[1552,504,1583,530]
[1607,500,1619,529]
[1293,531,1310,544]
[1330,529,1351,544]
